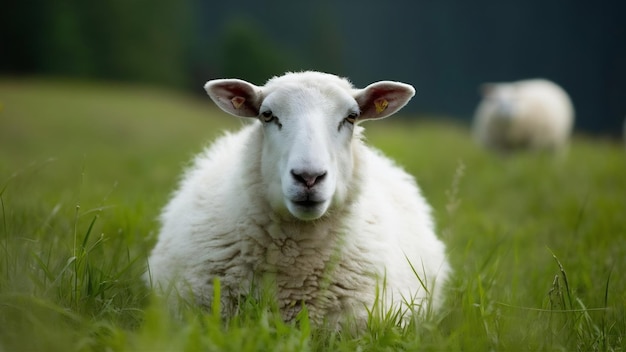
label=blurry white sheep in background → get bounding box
[472,79,574,154]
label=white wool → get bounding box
[472,79,574,153]
[146,71,450,327]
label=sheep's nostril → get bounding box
[291,170,327,188]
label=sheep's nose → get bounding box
[291,169,327,188]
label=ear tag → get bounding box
[231,96,245,110]
[374,98,389,114]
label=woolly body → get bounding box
[146,71,449,326]
[473,79,574,152]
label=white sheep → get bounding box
[472,79,575,153]
[146,71,450,327]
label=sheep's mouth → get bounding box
[291,199,325,208]
[286,198,329,221]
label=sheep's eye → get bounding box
[261,110,274,123]
[260,110,282,129]
[345,112,359,124]
[338,111,359,132]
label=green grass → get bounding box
[1,78,625,351]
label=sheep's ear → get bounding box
[204,79,263,118]
[353,81,415,121]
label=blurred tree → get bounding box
[83,0,192,87]
[1,0,192,87]
[308,0,344,75]
[40,0,95,77]
[0,0,48,73]
[216,18,304,85]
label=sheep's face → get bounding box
[480,83,519,122]
[205,71,415,221]
[257,83,358,221]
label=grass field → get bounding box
[1,78,625,351]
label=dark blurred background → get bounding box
[2,0,625,135]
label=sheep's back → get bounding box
[516,80,574,144]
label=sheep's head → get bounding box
[480,83,520,121]
[205,71,415,221]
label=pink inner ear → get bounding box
[231,96,246,110]
[356,81,414,120]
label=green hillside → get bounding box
[1,79,624,351]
